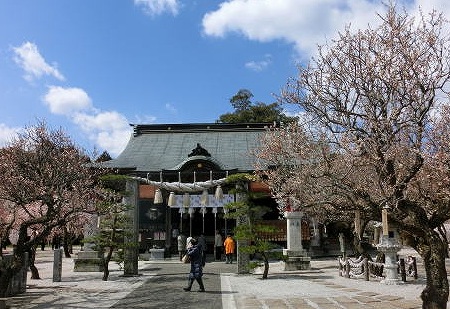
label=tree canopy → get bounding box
[217,89,298,124]
[256,5,450,308]
[0,122,105,296]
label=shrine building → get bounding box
[101,122,279,254]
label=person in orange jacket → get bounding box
[223,234,235,264]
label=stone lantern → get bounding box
[376,203,402,285]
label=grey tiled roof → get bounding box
[102,123,271,172]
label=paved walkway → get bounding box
[2,247,446,308]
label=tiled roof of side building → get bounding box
[101,122,275,173]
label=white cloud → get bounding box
[43,86,92,116]
[0,124,22,147]
[133,114,157,124]
[165,103,177,113]
[72,111,131,156]
[11,41,130,156]
[13,42,65,82]
[42,85,130,156]
[202,0,447,59]
[408,0,450,17]
[134,0,180,16]
[245,54,272,72]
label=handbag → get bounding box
[182,254,190,264]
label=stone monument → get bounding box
[73,214,104,272]
[283,211,311,271]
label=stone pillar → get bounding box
[236,214,250,274]
[285,211,303,253]
[283,211,310,271]
[73,214,104,272]
[123,179,139,276]
[236,182,250,274]
[53,248,63,282]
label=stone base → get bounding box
[149,248,165,260]
[381,278,403,285]
[283,256,311,271]
[283,249,308,256]
[73,250,104,272]
[139,253,150,261]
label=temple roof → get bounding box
[101,122,273,174]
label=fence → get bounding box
[338,255,417,282]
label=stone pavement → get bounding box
[2,246,446,309]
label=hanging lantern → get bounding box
[154,188,163,204]
[183,193,190,207]
[215,185,224,200]
[200,189,209,206]
[168,192,176,207]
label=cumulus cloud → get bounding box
[245,54,272,72]
[202,0,447,59]
[134,0,180,16]
[72,111,131,156]
[13,42,65,82]
[42,86,132,156]
[43,86,92,115]
[42,86,131,156]
[11,41,130,156]
[0,124,22,147]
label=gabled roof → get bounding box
[102,123,273,173]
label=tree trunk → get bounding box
[261,252,269,279]
[63,228,72,258]
[102,246,114,281]
[28,246,40,279]
[436,225,449,258]
[63,242,71,258]
[102,262,109,281]
[417,231,449,308]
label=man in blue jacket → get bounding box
[183,238,205,292]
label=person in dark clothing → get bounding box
[183,238,205,292]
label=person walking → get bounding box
[183,238,205,292]
[223,234,235,264]
[186,236,193,249]
[177,232,187,261]
[214,230,223,261]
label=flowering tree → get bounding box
[257,6,450,308]
[0,122,104,296]
[0,200,17,256]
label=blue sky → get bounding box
[0,0,446,157]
